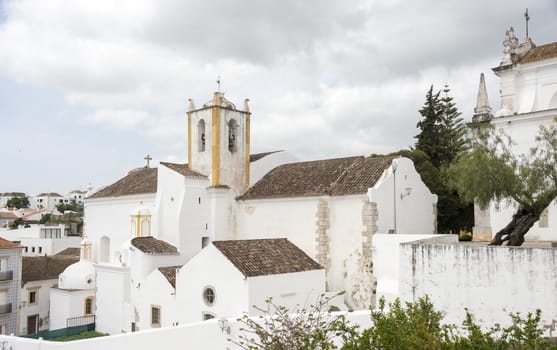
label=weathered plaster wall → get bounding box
[399,239,557,329]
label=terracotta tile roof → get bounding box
[519,41,557,64]
[89,167,158,199]
[158,266,180,288]
[0,237,20,248]
[239,155,395,200]
[250,151,282,162]
[36,192,63,197]
[213,238,323,277]
[131,236,178,255]
[55,248,81,258]
[0,212,18,219]
[22,256,79,286]
[159,162,208,179]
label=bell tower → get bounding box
[187,92,251,193]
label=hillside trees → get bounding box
[414,85,472,234]
[447,123,557,246]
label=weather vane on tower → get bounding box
[216,76,221,92]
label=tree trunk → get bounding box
[489,208,539,246]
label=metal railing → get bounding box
[66,315,95,328]
[0,271,13,281]
[0,303,12,314]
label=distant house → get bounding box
[67,190,88,205]
[20,255,79,334]
[33,193,68,211]
[0,193,27,209]
[0,237,24,335]
[0,212,18,229]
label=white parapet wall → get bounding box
[0,310,372,350]
[372,233,453,304]
[399,238,557,330]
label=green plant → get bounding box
[232,292,357,350]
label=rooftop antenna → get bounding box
[524,8,530,38]
[216,76,221,93]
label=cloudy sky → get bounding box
[0,0,556,195]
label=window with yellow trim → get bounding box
[28,288,39,306]
[84,297,94,316]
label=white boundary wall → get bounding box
[0,311,372,350]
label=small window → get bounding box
[201,237,210,248]
[84,297,94,315]
[28,290,38,306]
[228,119,238,153]
[198,119,206,152]
[198,197,201,205]
[31,247,35,253]
[151,306,161,328]
[203,286,216,306]
[38,247,42,254]
[25,247,28,253]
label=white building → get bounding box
[472,29,557,242]
[20,255,78,334]
[0,224,81,257]
[33,193,69,211]
[132,238,329,331]
[67,190,88,205]
[0,193,27,209]
[49,238,96,331]
[79,91,437,334]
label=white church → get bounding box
[472,26,557,242]
[55,91,439,334]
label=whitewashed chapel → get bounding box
[75,91,437,334]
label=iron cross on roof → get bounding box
[144,154,152,168]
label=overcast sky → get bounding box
[0,0,556,195]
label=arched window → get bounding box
[228,119,238,153]
[100,236,110,263]
[198,119,206,152]
[84,296,95,316]
[141,219,151,236]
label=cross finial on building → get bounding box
[144,154,152,168]
[524,8,530,38]
[216,76,221,92]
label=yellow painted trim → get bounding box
[211,94,221,186]
[187,112,192,169]
[84,296,95,316]
[136,211,141,237]
[245,112,251,186]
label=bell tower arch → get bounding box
[187,92,251,193]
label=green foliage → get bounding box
[9,217,24,229]
[236,296,557,350]
[55,202,84,214]
[412,85,472,234]
[447,122,557,216]
[6,196,29,209]
[39,213,52,224]
[232,292,358,350]
[343,296,453,350]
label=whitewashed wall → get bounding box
[20,279,56,334]
[399,238,557,329]
[85,193,155,264]
[94,264,131,334]
[247,270,326,316]
[135,269,177,331]
[236,197,319,263]
[49,288,93,331]
[176,244,249,324]
[0,310,373,350]
[368,157,437,235]
[372,233,446,303]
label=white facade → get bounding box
[176,243,327,324]
[33,193,69,211]
[20,279,55,334]
[477,31,557,242]
[0,224,81,256]
[399,237,557,330]
[50,288,94,331]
